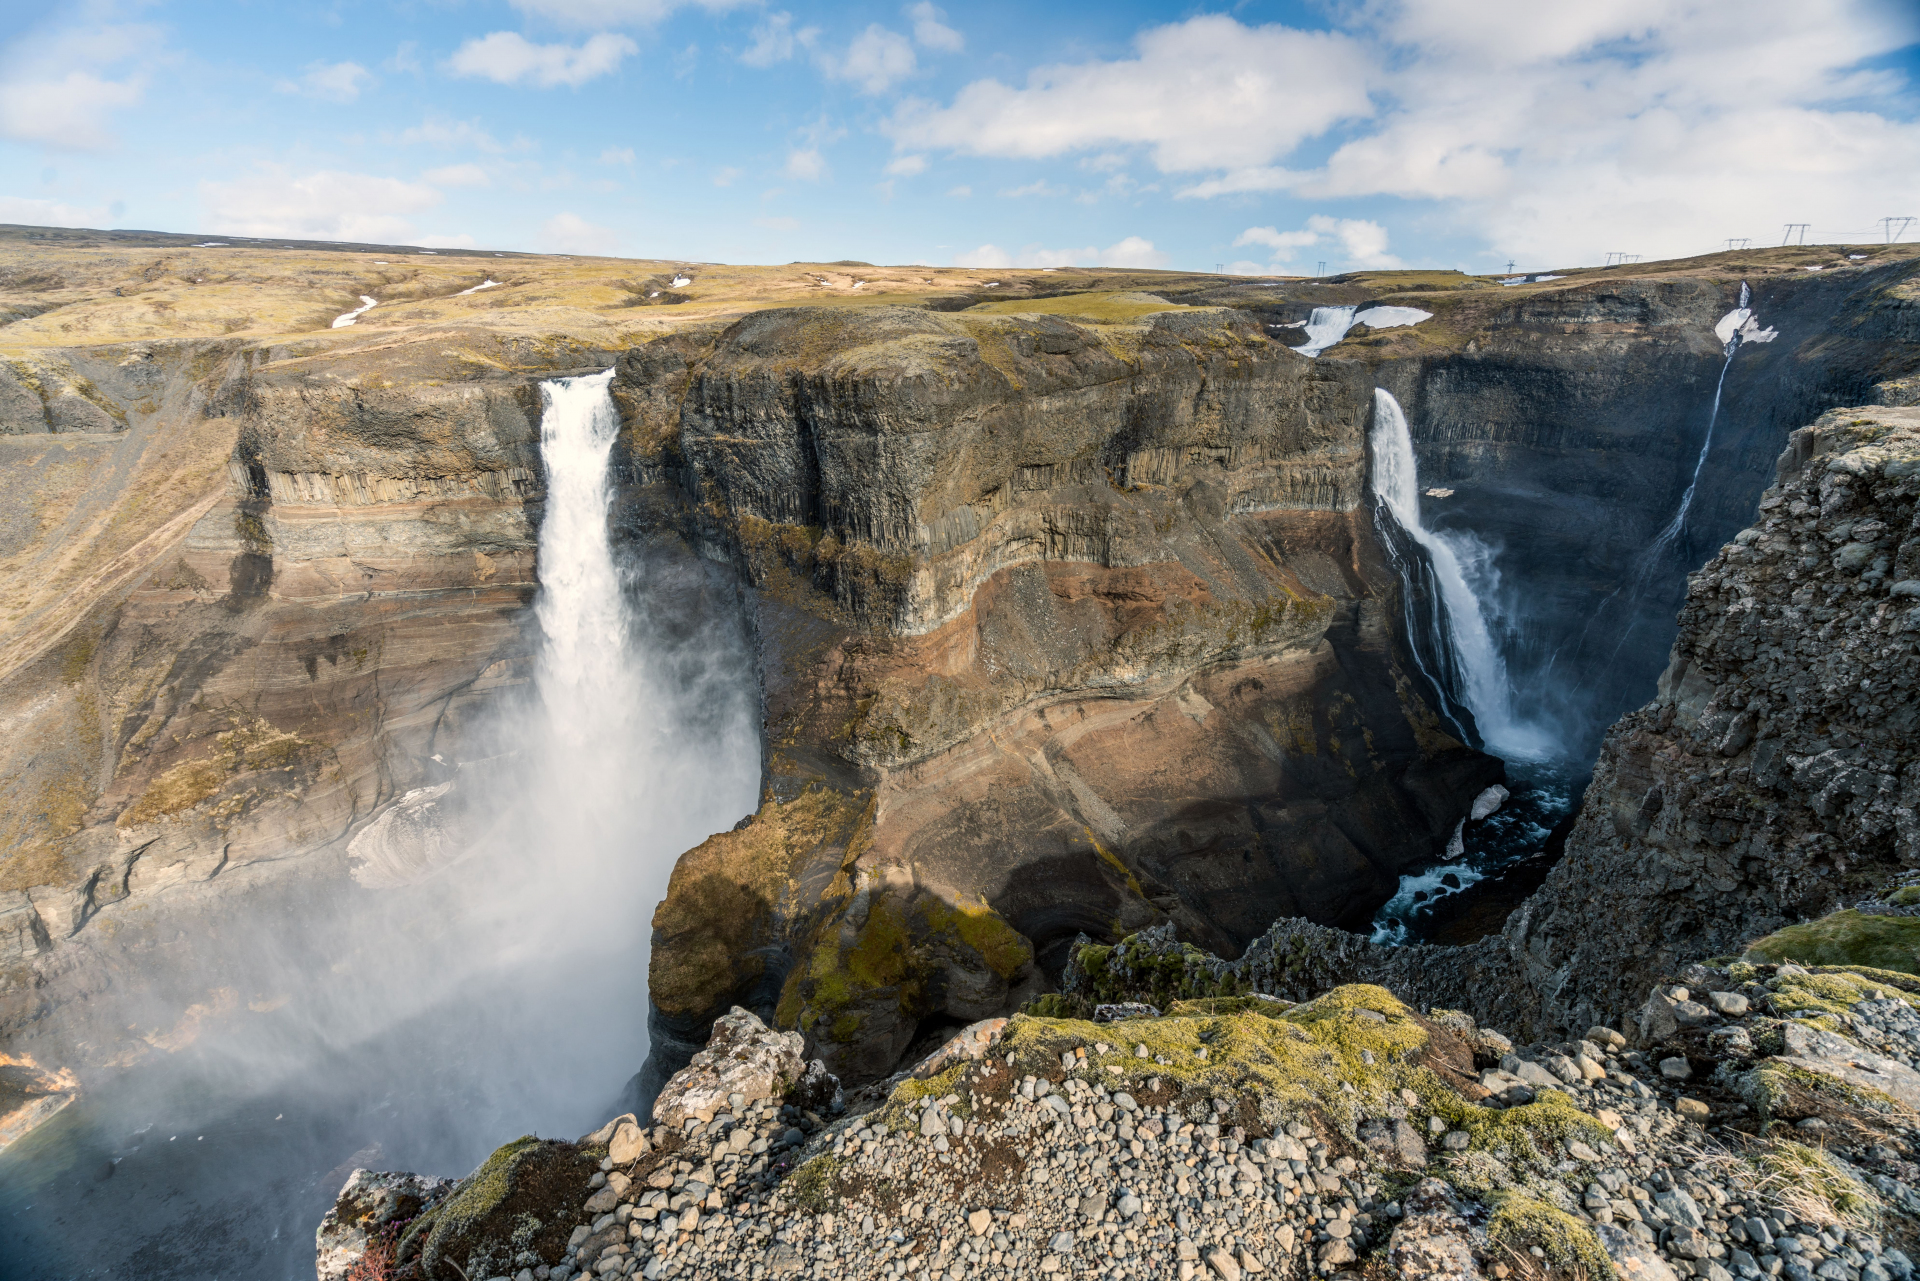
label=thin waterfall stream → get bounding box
[0,372,760,1279]
[1367,389,1576,944]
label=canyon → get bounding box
[1,224,1919,1276]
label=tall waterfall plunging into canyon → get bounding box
[1369,389,1555,763]
[0,370,761,1280]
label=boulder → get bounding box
[654,1007,807,1128]
[908,1017,1009,1080]
[315,1168,455,1281]
[1387,1178,1483,1280]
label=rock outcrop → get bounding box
[322,957,1920,1281]
[625,303,1498,1086]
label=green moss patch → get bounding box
[400,1137,597,1280]
[1486,1192,1613,1278]
[1744,911,1920,974]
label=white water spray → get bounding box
[1371,389,1555,761]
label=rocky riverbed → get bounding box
[321,934,1920,1281]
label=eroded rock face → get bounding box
[630,305,1498,1085]
[314,1168,454,1281]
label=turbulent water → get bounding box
[0,371,760,1279]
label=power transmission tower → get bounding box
[1505,259,1515,274]
[1781,223,1809,246]
[1215,263,1223,274]
[1724,238,1751,251]
[1605,252,1640,266]
[1883,217,1917,243]
[1315,261,1326,277]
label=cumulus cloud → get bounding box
[785,148,827,180]
[510,0,750,25]
[885,155,927,176]
[448,32,637,87]
[391,116,512,152]
[825,25,917,95]
[0,69,144,151]
[423,163,491,187]
[741,12,818,66]
[887,16,1371,172]
[908,2,963,52]
[0,12,156,151]
[894,2,1920,266]
[953,236,1167,269]
[201,168,445,242]
[279,61,374,103]
[1236,217,1400,269]
[541,211,620,253]
[0,195,112,227]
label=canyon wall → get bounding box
[0,333,609,1060]
[1117,402,1920,1040]
[620,304,1498,1085]
[1356,260,1920,750]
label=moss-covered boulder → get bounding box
[398,1137,598,1280]
[1743,910,1920,973]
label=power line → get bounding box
[1603,252,1642,266]
[1781,224,1809,246]
[1883,217,1917,244]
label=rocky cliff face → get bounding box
[1357,259,1920,750]
[0,332,602,1060]
[624,304,1498,1086]
[1085,402,1920,1042]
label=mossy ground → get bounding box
[1486,1192,1613,1279]
[1744,911,1920,973]
[399,1136,596,1279]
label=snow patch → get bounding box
[1470,784,1509,821]
[1357,305,1433,329]
[330,296,378,328]
[455,279,500,296]
[670,275,692,288]
[1423,487,1455,498]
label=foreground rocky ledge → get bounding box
[322,939,1920,1281]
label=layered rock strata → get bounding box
[0,336,600,1059]
[1067,404,1920,1043]
[622,304,1498,1085]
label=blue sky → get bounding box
[4,0,1919,273]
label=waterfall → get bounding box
[1645,282,1773,560]
[534,370,635,761]
[1370,388,1555,761]
[1292,306,1359,357]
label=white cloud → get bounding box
[1235,217,1400,269]
[755,215,800,230]
[599,147,636,166]
[953,244,1012,268]
[741,12,818,66]
[945,185,970,198]
[0,195,111,227]
[279,61,374,103]
[885,155,927,176]
[510,0,750,25]
[0,69,144,151]
[448,32,637,88]
[908,2,963,52]
[999,180,1064,198]
[392,116,510,152]
[887,16,1371,171]
[952,236,1167,270]
[713,166,742,186]
[826,25,917,95]
[201,169,445,242]
[541,212,620,254]
[785,148,827,180]
[423,163,491,187]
